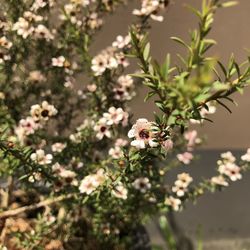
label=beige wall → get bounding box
[92,0,250,149]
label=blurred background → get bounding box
[91,1,250,248]
[92,0,250,149]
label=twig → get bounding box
[0,194,74,219]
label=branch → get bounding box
[0,194,74,219]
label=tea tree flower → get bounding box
[34,24,54,41]
[132,177,151,193]
[30,101,58,122]
[172,173,193,197]
[91,55,107,76]
[165,196,181,211]
[184,130,201,150]
[162,139,173,152]
[108,146,123,159]
[112,35,131,49]
[211,175,229,187]
[0,36,12,49]
[30,149,53,165]
[220,151,236,163]
[128,118,158,149]
[94,118,112,140]
[79,169,106,194]
[52,56,66,67]
[133,0,167,22]
[28,71,46,83]
[13,17,34,39]
[51,143,67,153]
[103,107,128,126]
[218,162,242,181]
[111,183,128,200]
[241,148,250,162]
[177,152,193,164]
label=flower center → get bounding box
[41,109,49,117]
[139,129,150,139]
[100,126,106,133]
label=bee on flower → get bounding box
[111,182,128,200]
[128,118,158,149]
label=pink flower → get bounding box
[184,130,200,150]
[177,152,193,165]
[162,139,173,152]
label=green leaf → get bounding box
[171,37,192,52]
[219,1,238,8]
[143,42,151,61]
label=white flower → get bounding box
[109,146,123,159]
[112,35,131,49]
[28,70,46,82]
[87,84,97,92]
[218,162,242,181]
[15,116,41,144]
[103,107,127,126]
[132,177,151,193]
[220,151,236,163]
[30,101,57,121]
[87,12,103,30]
[165,196,181,211]
[59,169,76,180]
[79,169,106,194]
[132,0,166,22]
[30,149,53,165]
[51,142,67,153]
[172,184,187,197]
[111,183,128,200]
[128,118,158,149]
[13,17,34,39]
[0,36,13,49]
[172,173,193,197]
[176,173,193,187]
[115,138,128,147]
[211,175,229,186]
[91,54,107,76]
[52,56,66,67]
[34,24,54,41]
[94,117,112,140]
[177,152,193,165]
[241,148,250,162]
[79,175,97,195]
[190,102,216,124]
